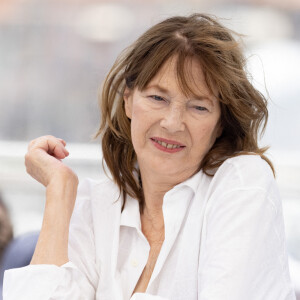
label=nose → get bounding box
[160,106,185,133]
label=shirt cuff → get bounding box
[3,262,75,300]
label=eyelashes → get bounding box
[147,95,209,112]
[194,106,208,111]
[149,95,165,101]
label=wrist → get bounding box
[48,170,79,188]
[46,175,79,219]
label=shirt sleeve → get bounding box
[198,166,296,299]
[3,179,98,300]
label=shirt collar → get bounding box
[120,195,141,230]
[173,169,203,195]
[120,170,203,229]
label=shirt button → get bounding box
[131,259,139,267]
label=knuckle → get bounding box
[28,135,55,150]
[24,152,32,164]
[45,135,55,140]
[28,140,36,148]
[28,136,44,148]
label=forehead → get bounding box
[144,55,213,98]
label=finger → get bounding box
[28,139,37,151]
[56,139,69,156]
[38,136,67,157]
[51,142,69,159]
[28,136,69,159]
[57,138,67,146]
[28,136,56,151]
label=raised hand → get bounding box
[26,136,80,266]
[25,135,78,187]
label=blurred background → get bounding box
[0,0,299,297]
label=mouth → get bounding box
[150,137,186,152]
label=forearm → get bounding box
[31,176,78,266]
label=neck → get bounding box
[140,177,166,244]
[139,166,193,245]
[139,168,191,216]
[140,172,175,214]
[139,163,196,208]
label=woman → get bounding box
[3,14,296,299]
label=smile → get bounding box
[150,137,185,153]
[156,140,181,149]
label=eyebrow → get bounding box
[145,84,214,104]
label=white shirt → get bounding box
[3,155,296,300]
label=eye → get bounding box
[149,95,165,102]
[194,106,208,111]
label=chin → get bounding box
[152,164,186,177]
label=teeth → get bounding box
[155,139,181,149]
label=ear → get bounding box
[123,87,133,119]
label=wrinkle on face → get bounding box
[123,55,221,185]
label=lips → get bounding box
[150,137,185,152]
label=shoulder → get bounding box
[203,154,282,227]
[211,154,275,192]
[202,154,280,211]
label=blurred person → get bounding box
[0,194,13,263]
[0,194,38,300]
[3,14,296,299]
[0,194,13,300]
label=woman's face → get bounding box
[124,56,222,181]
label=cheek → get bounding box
[131,101,158,131]
[131,103,143,120]
[130,103,151,149]
[131,104,145,134]
[191,122,219,149]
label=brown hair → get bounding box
[94,13,274,211]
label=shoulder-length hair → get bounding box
[94,13,274,212]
